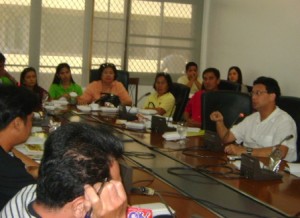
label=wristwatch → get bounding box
[246,147,253,155]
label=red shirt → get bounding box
[184,90,205,123]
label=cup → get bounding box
[177,121,187,145]
[69,92,78,105]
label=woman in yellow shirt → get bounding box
[143,73,175,117]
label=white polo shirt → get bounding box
[231,107,297,162]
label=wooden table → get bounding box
[45,109,300,217]
[35,110,220,217]
[119,128,300,217]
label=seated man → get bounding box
[183,67,220,127]
[177,61,202,95]
[0,86,39,209]
[210,76,297,162]
[1,122,127,217]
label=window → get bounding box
[0,0,203,89]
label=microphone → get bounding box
[137,92,151,105]
[269,134,293,171]
[129,92,151,112]
[222,112,245,143]
[167,103,176,123]
[119,92,151,121]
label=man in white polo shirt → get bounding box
[210,76,297,162]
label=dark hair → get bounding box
[52,63,76,84]
[185,62,198,72]
[202,67,220,79]
[227,66,243,84]
[0,86,38,130]
[36,122,123,208]
[0,52,5,63]
[99,63,117,80]
[153,72,173,92]
[253,76,281,101]
[20,67,38,88]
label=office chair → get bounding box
[218,80,241,92]
[90,69,129,90]
[277,96,300,162]
[170,83,190,122]
[247,85,253,93]
[202,91,252,132]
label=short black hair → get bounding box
[153,72,173,92]
[99,63,117,80]
[185,62,198,72]
[36,122,123,208]
[202,67,220,79]
[253,76,281,101]
[0,86,38,130]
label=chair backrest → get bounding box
[170,83,190,122]
[90,69,129,90]
[218,80,241,92]
[202,91,252,132]
[277,96,300,162]
[246,85,253,93]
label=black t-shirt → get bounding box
[0,146,36,209]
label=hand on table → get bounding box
[224,144,246,156]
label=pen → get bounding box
[84,178,108,218]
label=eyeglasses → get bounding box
[250,90,269,97]
[100,63,116,68]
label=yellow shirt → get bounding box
[177,75,201,94]
[143,92,175,117]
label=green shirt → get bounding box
[0,76,14,86]
[48,83,83,99]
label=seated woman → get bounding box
[77,63,132,106]
[20,67,48,107]
[48,63,83,100]
[227,66,249,93]
[177,61,201,95]
[143,72,175,117]
[0,52,17,86]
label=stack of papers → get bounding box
[125,121,145,130]
[162,132,182,141]
[100,107,118,113]
[231,160,265,170]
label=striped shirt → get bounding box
[0,184,37,218]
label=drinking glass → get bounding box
[177,121,187,145]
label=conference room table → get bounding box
[35,107,300,217]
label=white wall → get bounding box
[202,0,300,97]
[138,0,300,100]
